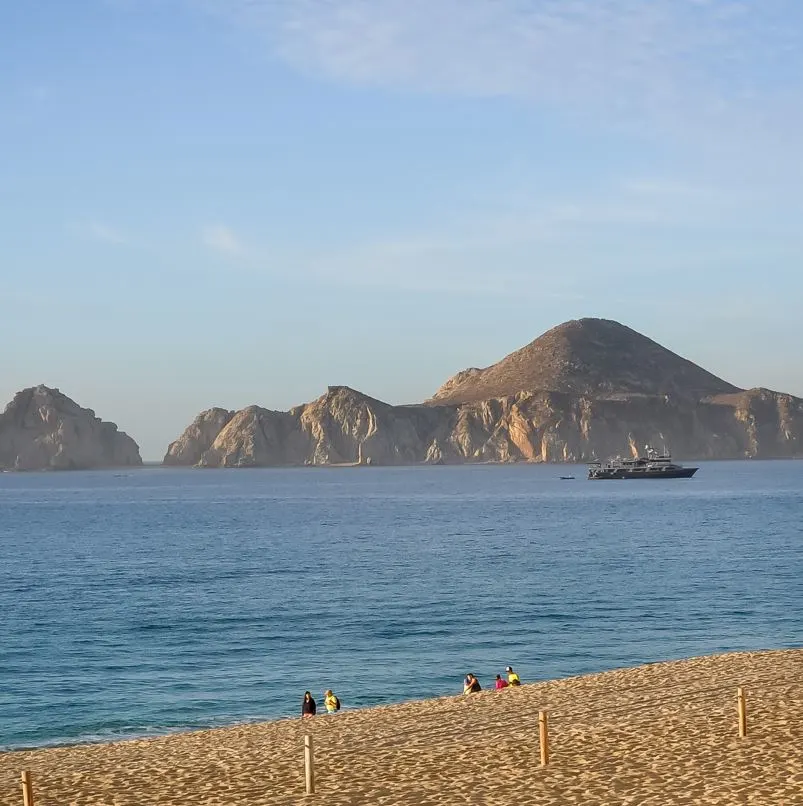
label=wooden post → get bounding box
[737,687,747,738]
[304,734,315,795]
[539,710,550,766]
[20,771,34,806]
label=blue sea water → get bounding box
[1,462,801,751]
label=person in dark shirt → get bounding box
[302,691,316,717]
[463,673,481,694]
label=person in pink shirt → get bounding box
[494,674,509,690]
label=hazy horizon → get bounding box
[4,1,803,460]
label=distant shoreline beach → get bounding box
[2,649,801,805]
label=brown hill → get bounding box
[428,318,739,405]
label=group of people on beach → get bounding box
[463,666,521,694]
[301,665,521,717]
[301,689,340,717]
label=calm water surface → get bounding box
[1,462,801,749]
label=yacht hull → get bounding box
[588,467,698,480]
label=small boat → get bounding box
[587,448,697,480]
[559,476,575,480]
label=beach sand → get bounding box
[2,649,802,805]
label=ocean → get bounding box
[1,462,801,751]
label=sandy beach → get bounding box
[2,649,801,805]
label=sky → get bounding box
[2,0,803,460]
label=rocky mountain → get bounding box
[0,385,142,471]
[163,319,803,467]
[428,318,738,404]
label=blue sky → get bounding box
[2,0,802,459]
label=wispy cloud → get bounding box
[290,169,790,298]
[201,1,802,131]
[202,224,244,255]
[187,0,803,308]
[85,219,130,245]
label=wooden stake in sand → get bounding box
[539,711,550,766]
[20,771,34,806]
[737,687,747,738]
[304,734,316,795]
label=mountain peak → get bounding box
[428,318,739,405]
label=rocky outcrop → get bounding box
[195,405,299,468]
[710,388,803,458]
[163,407,234,466]
[0,385,142,471]
[163,319,803,467]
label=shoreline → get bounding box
[3,648,802,805]
[3,647,800,754]
[4,643,792,755]
[4,457,803,474]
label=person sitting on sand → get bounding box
[324,689,341,713]
[463,673,481,694]
[495,674,509,690]
[505,666,521,686]
[302,691,316,717]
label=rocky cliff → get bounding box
[0,385,142,471]
[163,407,234,466]
[164,388,445,468]
[163,319,803,467]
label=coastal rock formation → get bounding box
[0,385,142,471]
[164,319,803,466]
[163,388,445,468]
[163,407,234,466]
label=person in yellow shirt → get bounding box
[324,689,341,713]
[505,666,521,686]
